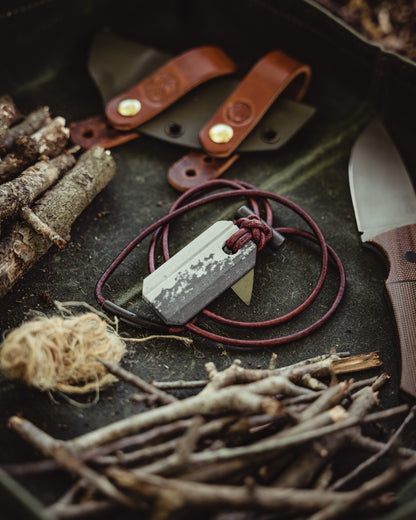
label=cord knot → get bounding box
[226,215,273,253]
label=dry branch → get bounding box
[4,351,415,520]
[108,455,416,518]
[313,1,416,60]
[0,106,51,151]
[0,146,116,297]
[0,117,70,182]
[47,499,119,518]
[19,206,67,248]
[8,416,136,508]
[51,353,378,454]
[330,405,416,491]
[0,95,20,143]
[98,358,177,405]
[0,151,76,223]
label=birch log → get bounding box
[0,147,116,298]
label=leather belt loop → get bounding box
[105,46,237,131]
[199,50,311,158]
[69,115,140,149]
[167,151,239,191]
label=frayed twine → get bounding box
[0,311,125,395]
[0,301,193,401]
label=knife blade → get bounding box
[349,119,416,400]
[230,205,286,305]
[231,269,255,306]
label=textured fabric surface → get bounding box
[0,1,415,518]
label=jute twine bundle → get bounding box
[0,312,126,394]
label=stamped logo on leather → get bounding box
[225,101,253,125]
[143,71,180,103]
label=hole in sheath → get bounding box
[165,122,184,137]
[185,169,197,177]
[82,129,94,139]
[261,128,280,143]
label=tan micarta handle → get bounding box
[371,223,416,400]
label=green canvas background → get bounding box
[0,1,415,518]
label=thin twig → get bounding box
[7,417,135,508]
[151,379,208,390]
[97,358,177,405]
[46,499,120,519]
[330,405,416,490]
[4,352,415,520]
[19,206,67,247]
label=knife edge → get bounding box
[348,119,416,242]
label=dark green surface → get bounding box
[0,1,415,518]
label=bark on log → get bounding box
[0,117,69,182]
[0,95,20,143]
[0,106,51,151]
[0,138,38,182]
[29,116,69,156]
[0,147,116,298]
[0,152,76,223]
[19,207,67,248]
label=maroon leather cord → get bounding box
[226,215,273,252]
[95,179,345,349]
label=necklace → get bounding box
[95,179,345,349]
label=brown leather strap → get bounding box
[69,115,139,149]
[167,151,239,191]
[199,50,311,158]
[105,46,237,131]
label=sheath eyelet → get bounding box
[165,121,184,138]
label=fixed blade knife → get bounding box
[349,119,416,400]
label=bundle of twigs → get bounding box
[0,94,116,298]
[314,0,416,60]
[5,350,416,520]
